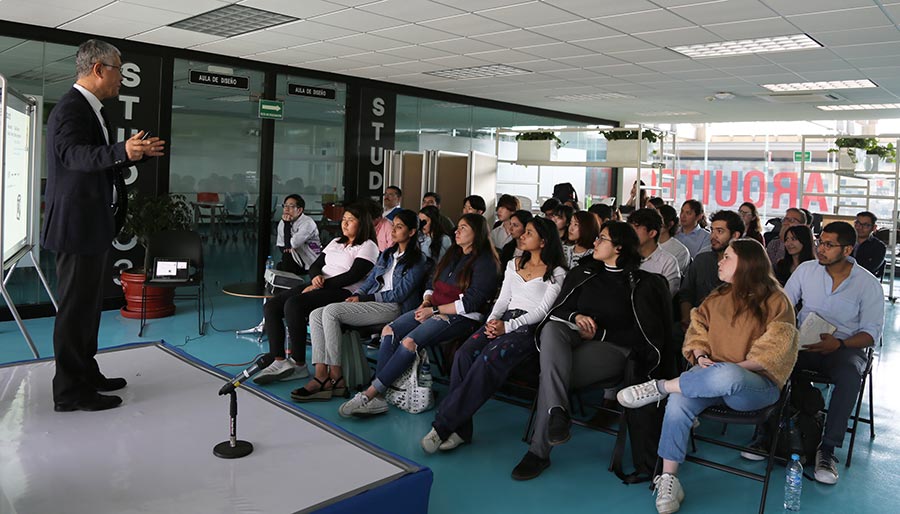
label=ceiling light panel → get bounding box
[548,92,636,101]
[762,80,878,92]
[816,104,900,111]
[670,34,821,58]
[170,5,297,38]
[424,63,531,80]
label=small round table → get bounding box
[222,282,275,299]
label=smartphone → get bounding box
[141,131,152,140]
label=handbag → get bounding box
[384,349,434,414]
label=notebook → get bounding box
[798,312,837,347]
[152,258,190,282]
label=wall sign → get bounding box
[348,87,396,201]
[288,84,336,100]
[258,99,284,120]
[189,70,249,90]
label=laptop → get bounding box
[152,258,190,283]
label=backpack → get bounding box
[552,182,578,204]
[610,358,666,484]
[767,379,825,466]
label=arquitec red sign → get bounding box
[649,168,833,213]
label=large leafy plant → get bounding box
[515,130,567,149]
[121,191,193,249]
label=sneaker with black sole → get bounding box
[548,406,571,446]
[814,449,839,484]
[511,451,551,481]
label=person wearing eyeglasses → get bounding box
[42,40,166,413]
[382,185,402,220]
[782,221,884,485]
[276,194,321,275]
[738,202,764,246]
[766,208,806,265]
[851,211,886,278]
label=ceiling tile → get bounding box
[419,14,516,37]
[607,48,687,63]
[541,0,659,18]
[130,27,223,47]
[885,4,900,20]
[329,33,407,51]
[383,60,447,73]
[476,2,581,27]
[514,59,578,73]
[595,9,695,33]
[422,38,503,54]
[431,0,532,10]
[762,0,875,16]
[371,24,459,45]
[670,0,777,26]
[813,26,900,47]
[60,15,163,39]
[704,17,800,39]
[467,48,545,64]
[294,41,369,58]
[473,29,560,48]
[634,27,722,47]
[357,0,465,23]
[787,7,893,33]
[527,20,622,42]
[697,54,773,68]
[554,53,627,68]
[339,52,411,66]
[831,42,900,59]
[423,54,495,68]
[192,38,283,57]
[239,0,345,18]
[640,60,714,73]
[573,35,656,53]
[120,0,228,16]
[780,59,854,73]
[518,42,594,59]
[312,8,408,32]
[380,45,454,60]
[584,63,654,76]
[759,47,838,63]
[268,20,357,40]
[252,47,331,65]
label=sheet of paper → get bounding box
[798,312,836,347]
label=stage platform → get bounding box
[0,343,432,514]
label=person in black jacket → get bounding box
[512,221,676,481]
[852,211,886,277]
[43,40,165,412]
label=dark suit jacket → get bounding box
[41,87,129,255]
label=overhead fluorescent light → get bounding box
[547,92,636,101]
[817,104,900,111]
[424,64,531,80]
[762,80,877,92]
[170,5,297,38]
[635,111,702,117]
[670,34,820,58]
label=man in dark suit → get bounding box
[852,211,887,278]
[41,40,165,412]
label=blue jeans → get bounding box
[372,309,481,393]
[658,363,780,463]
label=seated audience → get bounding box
[293,210,429,402]
[783,221,884,485]
[275,194,321,275]
[622,180,647,214]
[674,200,710,259]
[418,205,452,262]
[766,208,806,265]
[541,197,561,218]
[738,202,764,246]
[382,185,402,220]
[499,210,533,270]
[511,221,672,481]
[462,195,486,216]
[630,208,681,296]
[618,239,799,514]
[563,210,599,269]
[852,211,886,277]
[421,217,567,453]
[491,194,520,250]
[339,214,500,417]
[657,204,691,277]
[422,191,455,235]
[255,203,379,384]
[588,203,613,227]
[773,225,814,286]
[549,204,574,241]
[647,197,665,209]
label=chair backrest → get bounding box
[224,192,249,214]
[197,192,219,203]
[144,230,204,279]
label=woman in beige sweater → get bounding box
[617,238,799,514]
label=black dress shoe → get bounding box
[94,377,127,392]
[511,451,551,481]
[54,393,123,412]
[548,406,571,446]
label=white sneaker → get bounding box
[617,380,668,409]
[439,432,466,451]
[814,449,839,484]
[253,358,303,385]
[339,392,389,418]
[653,473,684,514]
[420,428,443,454]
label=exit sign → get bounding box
[258,99,284,120]
[793,151,811,162]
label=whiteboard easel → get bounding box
[1,73,57,358]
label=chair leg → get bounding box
[868,368,875,439]
[138,283,146,337]
[197,282,205,336]
[760,419,784,514]
[845,372,868,468]
[522,394,539,443]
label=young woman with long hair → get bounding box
[738,202,764,246]
[563,210,600,268]
[421,217,567,453]
[499,209,533,270]
[293,210,429,402]
[773,224,815,286]
[617,239,799,514]
[339,214,500,417]
[418,205,451,262]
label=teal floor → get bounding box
[1,285,898,514]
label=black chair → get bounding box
[139,230,205,337]
[795,345,875,467]
[684,382,792,514]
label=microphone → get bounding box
[218,354,275,395]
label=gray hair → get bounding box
[75,39,121,78]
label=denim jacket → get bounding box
[355,248,429,313]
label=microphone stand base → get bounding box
[213,440,253,459]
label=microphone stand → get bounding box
[213,390,254,459]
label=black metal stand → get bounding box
[213,391,253,459]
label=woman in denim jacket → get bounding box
[293,209,428,402]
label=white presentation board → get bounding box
[0,78,38,269]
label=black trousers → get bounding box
[264,286,351,362]
[52,250,108,403]
[277,254,305,275]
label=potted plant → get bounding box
[828,137,876,170]
[601,128,661,163]
[118,191,194,319]
[864,141,896,172]
[515,130,566,161]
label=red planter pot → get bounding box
[120,270,176,319]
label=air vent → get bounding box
[756,92,844,104]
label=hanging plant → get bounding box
[515,130,567,149]
[865,142,896,163]
[827,137,877,165]
[600,128,661,143]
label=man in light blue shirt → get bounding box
[784,221,884,486]
[674,199,710,258]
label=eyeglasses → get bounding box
[282,203,299,210]
[783,216,803,224]
[99,62,122,72]
[815,240,849,250]
[738,210,753,216]
[595,235,614,244]
[854,220,873,228]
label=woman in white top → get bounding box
[420,217,568,453]
[563,210,600,269]
[418,205,451,262]
[254,203,380,384]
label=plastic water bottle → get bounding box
[265,255,275,270]
[418,362,433,388]
[784,453,803,511]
